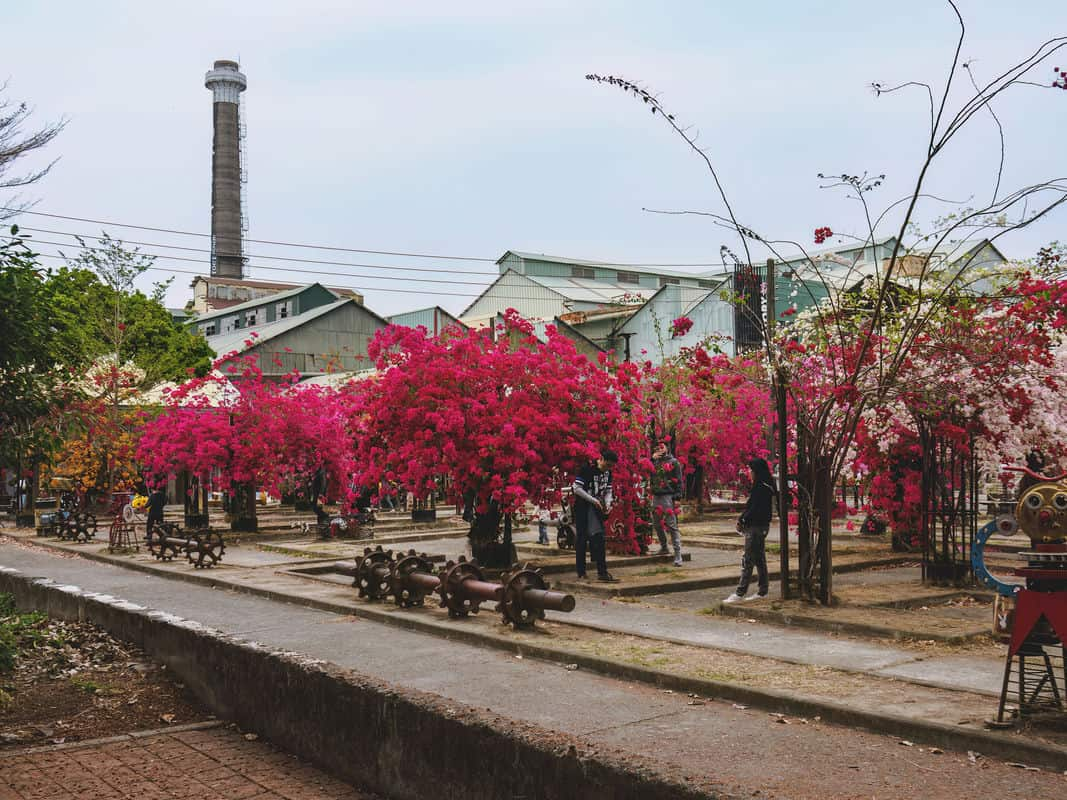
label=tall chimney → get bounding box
[204,59,247,279]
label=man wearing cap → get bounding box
[651,439,684,566]
[572,449,619,582]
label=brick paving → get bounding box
[0,726,380,800]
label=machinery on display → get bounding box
[145,522,226,568]
[971,465,1067,725]
[341,546,575,629]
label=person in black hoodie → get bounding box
[723,457,776,603]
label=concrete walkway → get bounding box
[2,538,1066,797]
[563,599,1005,696]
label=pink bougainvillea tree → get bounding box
[643,348,773,503]
[345,310,649,558]
[851,270,1067,548]
[138,344,356,530]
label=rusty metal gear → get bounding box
[188,529,226,568]
[355,545,394,600]
[437,555,494,618]
[71,512,97,542]
[390,549,438,607]
[148,522,183,561]
[498,563,575,628]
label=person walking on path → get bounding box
[724,457,776,603]
[650,440,684,566]
[573,449,619,582]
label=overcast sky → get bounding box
[4,1,1065,317]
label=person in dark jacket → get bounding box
[723,457,776,603]
[146,485,167,535]
[572,449,619,582]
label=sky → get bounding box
[3,0,1065,317]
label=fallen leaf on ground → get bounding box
[159,714,175,724]
[899,740,914,747]
[564,664,579,671]
[732,704,748,710]
[244,733,258,741]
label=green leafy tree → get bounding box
[0,230,72,472]
[55,233,212,383]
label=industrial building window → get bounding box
[616,271,640,285]
[571,266,595,279]
[277,301,291,319]
[698,279,716,289]
[231,316,241,330]
[246,311,257,326]
[202,323,217,337]
[659,277,680,286]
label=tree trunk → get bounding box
[467,501,516,568]
[183,472,210,529]
[227,482,257,532]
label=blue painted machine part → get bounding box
[971,519,1021,597]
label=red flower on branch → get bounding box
[814,226,834,245]
[670,316,694,338]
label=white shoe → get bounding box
[722,593,744,604]
[744,593,767,601]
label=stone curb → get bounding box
[0,565,733,800]
[6,540,1066,771]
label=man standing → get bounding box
[651,440,684,566]
[572,449,619,582]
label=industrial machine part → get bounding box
[146,523,225,568]
[498,563,575,628]
[390,550,439,608]
[354,545,394,600]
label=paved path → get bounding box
[1,540,1065,798]
[564,595,1005,695]
[0,725,377,800]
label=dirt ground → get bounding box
[0,610,207,749]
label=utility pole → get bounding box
[765,259,791,599]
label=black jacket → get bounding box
[740,480,775,527]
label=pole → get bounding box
[764,259,775,458]
[776,376,790,599]
[766,259,791,599]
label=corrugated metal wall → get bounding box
[462,272,567,322]
[248,303,387,377]
[616,286,735,364]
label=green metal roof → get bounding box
[188,282,335,326]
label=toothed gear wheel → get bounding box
[437,555,485,618]
[390,550,437,607]
[189,529,225,568]
[355,545,393,600]
[72,512,98,542]
[499,563,549,628]
[148,522,182,561]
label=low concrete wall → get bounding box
[0,568,734,800]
